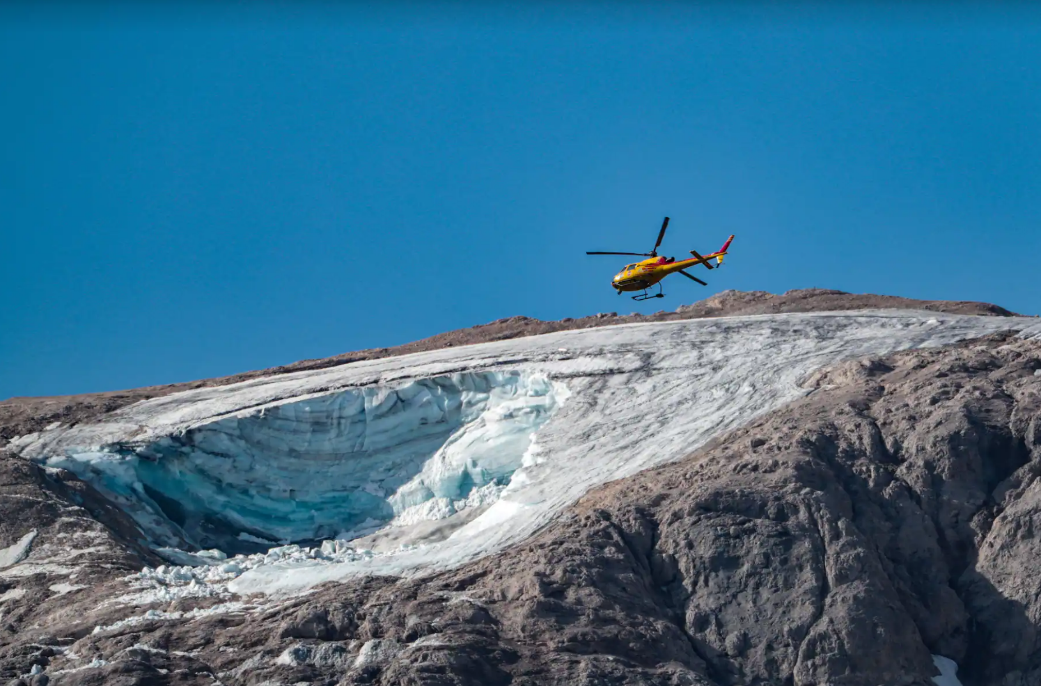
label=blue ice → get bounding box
[45,371,562,553]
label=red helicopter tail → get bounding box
[714,235,734,266]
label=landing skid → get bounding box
[631,283,665,301]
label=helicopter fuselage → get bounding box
[611,253,724,292]
[586,217,734,299]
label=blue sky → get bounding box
[2,3,1040,398]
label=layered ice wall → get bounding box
[42,372,563,552]
[13,311,1041,595]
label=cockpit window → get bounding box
[625,264,635,270]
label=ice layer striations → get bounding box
[43,372,563,553]
[14,311,1041,593]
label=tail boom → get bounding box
[712,234,735,265]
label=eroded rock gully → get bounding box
[2,332,1041,686]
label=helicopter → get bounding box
[587,217,735,301]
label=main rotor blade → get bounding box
[651,216,669,255]
[688,249,714,269]
[586,251,652,256]
[677,269,707,286]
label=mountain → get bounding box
[0,290,1038,686]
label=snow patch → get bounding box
[0,562,75,578]
[354,638,401,669]
[92,601,254,634]
[0,537,111,580]
[0,588,26,602]
[21,665,43,678]
[0,530,37,568]
[276,643,351,669]
[48,658,110,677]
[411,633,452,648]
[931,655,964,686]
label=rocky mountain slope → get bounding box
[1,291,1039,686]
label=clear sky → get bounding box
[2,3,1039,399]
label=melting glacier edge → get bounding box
[42,371,566,555]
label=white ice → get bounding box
[11,311,1041,598]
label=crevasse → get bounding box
[45,371,564,553]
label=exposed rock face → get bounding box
[0,457,165,684]
[2,330,1040,685]
[0,288,1021,447]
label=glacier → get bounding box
[11,310,1041,597]
[39,372,564,552]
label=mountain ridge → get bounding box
[0,288,1022,448]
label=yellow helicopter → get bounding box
[587,217,735,301]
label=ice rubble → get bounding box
[13,310,1041,598]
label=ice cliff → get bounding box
[36,372,563,553]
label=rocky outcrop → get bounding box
[0,457,164,684]
[2,331,1040,685]
[0,289,1022,447]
